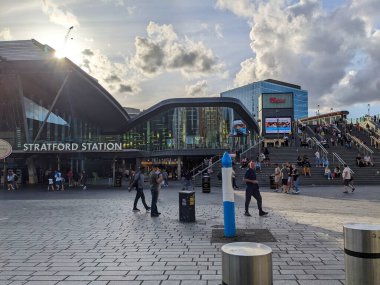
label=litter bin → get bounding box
[202,174,211,193]
[344,223,380,285]
[114,172,122,187]
[269,174,276,189]
[179,191,195,222]
[222,242,272,285]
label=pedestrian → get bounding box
[342,164,355,193]
[315,150,320,167]
[273,163,281,192]
[54,170,64,191]
[132,166,151,212]
[149,164,163,217]
[67,169,73,187]
[80,170,88,190]
[162,169,169,187]
[6,170,15,191]
[291,164,300,194]
[281,163,289,193]
[47,173,54,191]
[232,166,238,189]
[243,161,268,217]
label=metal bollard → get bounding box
[221,242,272,285]
[344,223,380,285]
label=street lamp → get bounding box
[276,109,279,147]
[317,104,320,116]
[330,108,333,112]
[368,103,370,116]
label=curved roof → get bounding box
[0,40,129,134]
[125,97,260,133]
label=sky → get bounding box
[1,0,380,119]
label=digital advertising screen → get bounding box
[231,120,248,136]
[265,117,292,134]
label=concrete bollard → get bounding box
[344,223,380,285]
[221,242,272,285]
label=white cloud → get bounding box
[218,0,380,109]
[215,0,255,18]
[215,24,223,38]
[0,28,12,40]
[41,0,79,28]
[79,48,141,106]
[186,80,208,96]
[132,21,226,78]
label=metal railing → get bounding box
[332,152,354,174]
[311,137,329,157]
[346,133,374,155]
[240,138,264,160]
[191,139,263,180]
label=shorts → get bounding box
[343,179,350,186]
[282,179,288,186]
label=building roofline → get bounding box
[125,97,260,133]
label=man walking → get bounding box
[342,164,355,193]
[149,164,163,217]
[132,166,151,212]
[243,161,268,217]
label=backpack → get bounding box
[131,173,140,189]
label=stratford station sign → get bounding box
[23,142,122,152]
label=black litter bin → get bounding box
[269,175,276,189]
[114,172,123,187]
[202,174,211,193]
[179,191,195,222]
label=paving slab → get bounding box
[0,183,379,284]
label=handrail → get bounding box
[240,138,264,158]
[191,139,263,179]
[346,133,374,155]
[312,137,328,156]
[332,152,354,174]
[370,136,380,149]
[189,154,221,176]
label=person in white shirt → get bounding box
[364,155,374,166]
[342,164,355,193]
[315,151,320,167]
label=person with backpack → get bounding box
[132,166,150,212]
[149,164,163,217]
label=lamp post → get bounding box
[368,103,370,116]
[317,104,320,125]
[276,109,279,147]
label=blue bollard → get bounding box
[222,152,236,237]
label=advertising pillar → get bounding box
[222,152,236,237]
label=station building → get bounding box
[0,40,260,184]
[221,79,308,139]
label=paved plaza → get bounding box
[0,182,379,285]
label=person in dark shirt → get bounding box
[243,161,268,217]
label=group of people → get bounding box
[296,154,312,176]
[355,153,374,167]
[47,169,88,191]
[273,163,300,194]
[128,164,165,217]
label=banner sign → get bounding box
[23,142,122,152]
[262,93,293,109]
[0,139,12,159]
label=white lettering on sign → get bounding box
[22,143,122,152]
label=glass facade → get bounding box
[122,106,247,151]
[0,94,108,150]
[221,80,308,120]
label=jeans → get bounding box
[150,189,159,215]
[134,188,149,209]
[293,179,300,192]
[245,188,263,213]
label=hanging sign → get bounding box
[0,139,12,159]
